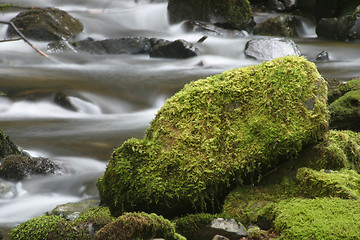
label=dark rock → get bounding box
[149,39,199,59]
[7,7,83,41]
[316,15,354,41]
[197,218,247,240]
[167,0,255,32]
[267,0,285,11]
[283,0,298,11]
[212,235,229,240]
[0,155,60,181]
[314,50,329,61]
[253,14,300,37]
[244,38,301,61]
[183,20,246,38]
[0,131,20,159]
[53,92,77,111]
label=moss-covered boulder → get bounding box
[10,215,89,240]
[97,56,329,218]
[329,89,360,130]
[305,130,360,171]
[93,212,185,240]
[7,7,84,41]
[274,198,360,239]
[253,15,300,37]
[167,0,254,31]
[296,167,360,199]
[73,206,115,232]
[0,130,20,159]
[51,199,100,221]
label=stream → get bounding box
[0,0,360,238]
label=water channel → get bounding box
[0,0,359,238]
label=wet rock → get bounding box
[0,130,21,159]
[316,15,354,41]
[197,218,247,240]
[0,155,60,181]
[212,235,229,240]
[51,199,100,220]
[314,50,329,61]
[329,89,360,131]
[267,0,285,11]
[0,179,16,198]
[149,39,199,59]
[97,56,328,218]
[253,15,300,37]
[283,0,297,11]
[7,7,84,41]
[183,21,247,38]
[53,92,77,111]
[168,0,255,32]
[244,38,301,61]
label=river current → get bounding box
[0,0,359,238]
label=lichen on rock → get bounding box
[97,56,329,218]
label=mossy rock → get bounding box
[51,199,100,221]
[0,130,20,159]
[167,0,254,31]
[329,89,360,130]
[305,130,360,171]
[253,15,300,37]
[73,206,115,232]
[10,215,89,240]
[274,197,360,239]
[296,167,360,199]
[93,212,185,240]
[7,7,84,41]
[97,56,329,218]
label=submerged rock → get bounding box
[149,39,199,59]
[7,7,84,41]
[244,38,301,61]
[0,155,60,181]
[97,56,328,218]
[167,0,255,32]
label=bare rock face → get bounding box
[7,7,84,41]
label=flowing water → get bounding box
[0,0,360,238]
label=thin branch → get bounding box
[0,20,51,60]
[0,37,22,43]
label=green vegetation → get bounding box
[93,212,185,240]
[0,130,20,158]
[10,215,89,240]
[74,206,115,232]
[274,198,360,239]
[97,56,329,217]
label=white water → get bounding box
[0,0,360,238]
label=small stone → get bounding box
[212,235,229,240]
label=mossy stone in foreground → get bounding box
[97,56,329,217]
[274,198,360,239]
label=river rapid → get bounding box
[0,0,359,238]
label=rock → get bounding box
[283,0,297,11]
[244,38,301,60]
[314,50,329,61]
[267,0,285,11]
[212,235,229,240]
[0,130,20,159]
[93,212,185,240]
[167,0,255,32]
[196,218,247,240]
[0,155,60,181]
[0,179,16,198]
[253,15,300,37]
[54,92,77,111]
[182,20,247,38]
[329,89,360,130]
[51,199,100,220]
[296,167,360,199]
[97,56,329,218]
[7,7,83,41]
[316,15,354,41]
[274,198,360,239]
[149,39,199,59]
[73,206,115,232]
[247,226,262,239]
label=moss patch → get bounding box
[74,206,115,232]
[0,130,20,158]
[93,212,185,240]
[274,198,360,239]
[97,56,329,217]
[10,215,89,240]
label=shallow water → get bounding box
[0,0,359,238]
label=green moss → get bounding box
[10,215,89,240]
[73,206,115,232]
[308,130,360,170]
[274,198,360,239]
[338,78,360,93]
[97,56,329,217]
[0,130,20,158]
[93,212,185,240]
[296,167,360,199]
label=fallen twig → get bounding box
[0,20,51,60]
[0,37,22,43]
